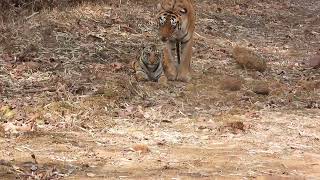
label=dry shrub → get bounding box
[1,0,104,10]
[0,0,109,22]
[299,80,320,91]
[220,76,243,91]
[251,81,270,95]
[232,46,267,72]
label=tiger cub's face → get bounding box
[157,0,194,42]
[141,45,162,71]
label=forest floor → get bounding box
[0,0,320,179]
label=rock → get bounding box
[308,55,320,69]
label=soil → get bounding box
[0,0,320,179]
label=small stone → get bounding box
[308,55,320,69]
[30,165,38,171]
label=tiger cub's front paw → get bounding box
[158,75,168,86]
[135,71,149,81]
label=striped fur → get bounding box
[132,44,166,82]
[157,0,195,82]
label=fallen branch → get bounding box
[20,87,57,94]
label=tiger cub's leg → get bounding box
[162,44,177,81]
[136,71,149,81]
[177,38,193,82]
[158,73,168,86]
[132,61,149,81]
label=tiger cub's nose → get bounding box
[149,53,156,64]
[161,37,168,42]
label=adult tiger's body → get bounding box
[157,0,195,82]
[132,44,167,84]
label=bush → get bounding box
[0,0,106,22]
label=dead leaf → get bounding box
[219,121,248,134]
[157,140,166,146]
[86,173,96,177]
[0,105,15,119]
[227,121,245,131]
[129,144,150,154]
[118,105,144,118]
[1,121,36,136]
[1,122,18,135]
[110,62,124,72]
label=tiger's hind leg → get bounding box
[162,45,177,81]
[177,38,193,82]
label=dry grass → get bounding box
[0,0,320,179]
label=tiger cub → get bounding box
[157,0,196,82]
[132,44,167,84]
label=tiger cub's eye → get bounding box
[170,18,177,27]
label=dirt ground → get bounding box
[0,0,320,179]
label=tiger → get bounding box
[157,0,196,82]
[131,44,167,84]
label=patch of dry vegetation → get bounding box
[220,75,243,91]
[0,0,106,20]
[233,46,267,72]
[0,0,320,179]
